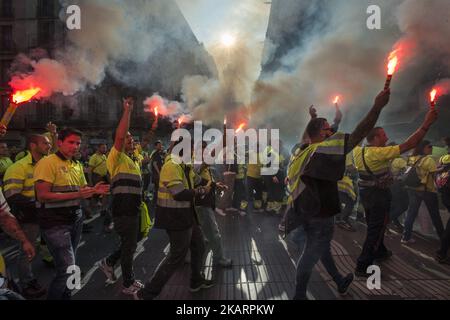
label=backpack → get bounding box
[436,164,450,192]
[400,157,424,188]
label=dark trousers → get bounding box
[356,188,391,271]
[247,177,262,201]
[294,217,343,300]
[141,223,205,300]
[232,178,247,209]
[438,190,450,256]
[107,215,139,287]
[403,190,444,241]
[264,175,285,203]
[338,192,355,221]
[152,179,159,208]
[390,181,409,222]
[142,174,151,193]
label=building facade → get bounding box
[0,0,216,148]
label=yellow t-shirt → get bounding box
[107,147,142,196]
[34,153,87,209]
[408,155,437,193]
[3,153,36,200]
[391,157,407,176]
[34,154,87,192]
[353,145,401,177]
[88,153,108,177]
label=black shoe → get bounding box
[374,250,393,263]
[21,280,47,299]
[391,220,404,231]
[337,273,354,295]
[190,278,215,293]
[436,254,450,265]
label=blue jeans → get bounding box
[403,190,444,241]
[294,217,343,300]
[196,206,224,265]
[17,223,40,287]
[41,210,83,300]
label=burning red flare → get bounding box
[236,123,246,133]
[387,52,399,76]
[12,88,41,104]
[333,96,340,104]
[154,107,159,117]
[224,117,227,126]
[430,89,437,103]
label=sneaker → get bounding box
[21,280,47,299]
[104,222,114,233]
[215,208,226,217]
[401,238,416,245]
[215,257,233,268]
[190,278,215,293]
[99,259,117,282]
[239,210,247,217]
[337,273,354,295]
[122,280,144,295]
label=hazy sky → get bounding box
[175,0,271,46]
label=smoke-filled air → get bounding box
[8,0,450,144]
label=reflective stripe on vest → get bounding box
[157,198,191,208]
[37,199,81,209]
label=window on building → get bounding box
[0,59,12,87]
[0,0,13,18]
[1,25,13,51]
[38,21,54,47]
[37,0,55,17]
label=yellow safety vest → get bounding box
[440,155,450,165]
[157,154,201,209]
[247,150,261,179]
[287,133,347,206]
[0,157,13,178]
[236,164,246,180]
[0,253,5,277]
[107,147,142,196]
[89,153,108,177]
[338,176,356,201]
[3,153,36,200]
